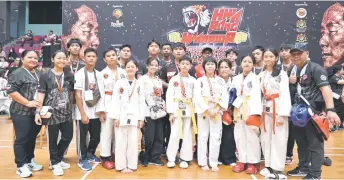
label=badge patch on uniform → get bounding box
[173,81,179,87]
[217,79,224,85]
[6,84,11,89]
[120,74,125,79]
[103,74,109,79]
[247,81,252,88]
[303,74,308,80]
[275,76,281,83]
[127,119,131,125]
[320,75,327,81]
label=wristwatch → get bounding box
[35,111,40,115]
[325,108,336,113]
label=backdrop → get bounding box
[62,1,344,70]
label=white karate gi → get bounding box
[259,70,291,171]
[99,66,127,157]
[194,76,229,168]
[166,74,197,162]
[0,78,10,114]
[108,78,145,171]
[231,72,262,164]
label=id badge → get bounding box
[332,92,340,100]
[178,101,186,109]
[84,90,94,101]
[232,96,243,108]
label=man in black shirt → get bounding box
[328,65,344,128]
[64,38,85,75]
[225,48,241,77]
[287,45,340,179]
[117,44,131,69]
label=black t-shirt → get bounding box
[7,66,19,77]
[294,61,329,113]
[38,69,74,125]
[160,61,196,84]
[287,65,297,104]
[63,60,84,104]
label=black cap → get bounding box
[290,44,308,53]
[202,47,213,54]
[173,42,186,51]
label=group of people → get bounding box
[7,38,342,180]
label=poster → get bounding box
[62,1,343,70]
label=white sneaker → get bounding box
[167,161,176,168]
[179,161,188,169]
[59,161,71,170]
[16,164,32,178]
[52,164,64,176]
[28,158,43,171]
[260,167,272,176]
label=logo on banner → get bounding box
[296,19,307,33]
[296,8,307,18]
[111,7,124,28]
[296,33,307,43]
[167,5,248,63]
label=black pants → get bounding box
[219,123,236,165]
[76,119,101,160]
[294,121,324,177]
[140,117,164,162]
[12,113,41,168]
[47,121,73,165]
[287,119,295,157]
[163,114,171,150]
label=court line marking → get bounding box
[251,174,258,180]
[80,163,98,180]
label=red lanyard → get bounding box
[180,76,186,98]
[54,74,64,93]
[206,76,214,97]
[240,75,246,95]
[128,80,136,101]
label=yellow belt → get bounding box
[173,98,197,139]
[202,97,220,122]
[233,96,250,123]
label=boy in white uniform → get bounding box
[166,56,197,169]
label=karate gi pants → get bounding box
[166,117,193,162]
[100,117,115,157]
[197,115,222,168]
[260,114,288,171]
[115,125,138,170]
[234,119,261,164]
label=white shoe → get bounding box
[179,161,188,169]
[16,164,32,178]
[28,158,43,171]
[167,161,176,168]
[52,164,64,176]
[59,161,71,170]
[265,171,287,180]
[260,167,273,177]
[217,161,223,165]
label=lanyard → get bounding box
[180,75,186,98]
[206,76,214,97]
[53,71,64,93]
[296,63,309,95]
[128,79,137,101]
[23,68,39,82]
[150,76,162,97]
[70,60,79,74]
[240,74,246,95]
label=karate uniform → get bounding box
[0,77,10,114]
[108,78,145,171]
[259,70,291,172]
[99,66,127,158]
[166,74,197,163]
[194,76,229,168]
[231,72,262,164]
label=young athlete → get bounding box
[259,48,291,179]
[217,59,237,166]
[139,57,166,166]
[194,56,229,172]
[99,48,127,169]
[166,55,197,169]
[74,48,106,171]
[108,60,144,173]
[35,50,74,176]
[231,54,262,174]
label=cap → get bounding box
[290,44,308,53]
[173,42,186,50]
[202,47,213,54]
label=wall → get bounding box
[0,1,10,42]
[24,2,62,36]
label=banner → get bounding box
[62,1,343,70]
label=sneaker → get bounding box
[179,161,188,169]
[78,159,92,171]
[260,167,273,176]
[16,164,32,178]
[302,174,321,180]
[88,154,101,164]
[265,170,287,179]
[52,164,64,176]
[59,161,71,170]
[287,166,308,177]
[149,159,164,166]
[286,156,293,165]
[28,158,43,171]
[141,159,149,167]
[167,161,176,168]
